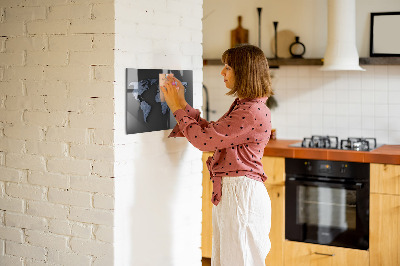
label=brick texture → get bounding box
[6,241,47,261]
[0,226,24,243]
[0,0,203,265]
[25,230,69,251]
[47,250,92,266]
[0,0,115,266]
[5,212,48,231]
[69,207,113,226]
[26,200,69,219]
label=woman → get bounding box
[161,44,273,266]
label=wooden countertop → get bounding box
[263,139,400,165]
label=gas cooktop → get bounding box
[289,135,383,151]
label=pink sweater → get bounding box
[169,97,271,205]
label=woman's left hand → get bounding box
[160,76,184,113]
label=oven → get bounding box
[285,158,370,250]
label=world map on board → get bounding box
[128,79,188,122]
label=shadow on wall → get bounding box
[128,130,191,265]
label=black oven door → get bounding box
[285,177,369,250]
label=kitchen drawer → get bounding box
[284,241,369,266]
[370,163,400,196]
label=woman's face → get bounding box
[220,64,235,89]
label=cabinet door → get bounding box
[264,184,284,266]
[284,241,369,266]
[262,156,285,185]
[370,163,400,195]
[202,152,213,258]
[370,193,400,266]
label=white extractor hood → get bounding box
[320,0,365,71]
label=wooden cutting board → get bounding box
[231,16,249,48]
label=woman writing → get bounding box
[161,44,273,266]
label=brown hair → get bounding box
[221,44,273,99]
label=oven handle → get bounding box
[286,177,364,189]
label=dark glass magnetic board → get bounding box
[126,68,193,134]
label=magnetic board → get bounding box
[126,68,193,134]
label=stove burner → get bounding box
[340,137,377,151]
[301,135,339,149]
[294,136,379,151]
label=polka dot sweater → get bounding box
[168,97,272,206]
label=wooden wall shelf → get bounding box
[203,58,323,67]
[359,57,400,65]
[203,57,400,67]
[268,58,323,67]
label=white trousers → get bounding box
[212,176,271,266]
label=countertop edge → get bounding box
[263,140,400,165]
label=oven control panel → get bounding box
[286,158,369,180]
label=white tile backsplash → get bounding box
[374,90,388,105]
[362,116,375,130]
[286,77,299,89]
[361,77,375,91]
[361,104,375,117]
[362,89,375,103]
[336,103,349,116]
[389,117,400,131]
[388,75,400,91]
[375,130,389,144]
[389,131,400,144]
[374,77,388,91]
[298,77,311,88]
[203,64,400,144]
[336,115,349,129]
[375,104,389,117]
[388,91,400,104]
[323,103,336,116]
[389,104,400,117]
[374,65,388,76]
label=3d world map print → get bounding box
[126,68,193,134]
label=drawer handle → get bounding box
[314,252,335,257]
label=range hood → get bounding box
[320,0,365,71]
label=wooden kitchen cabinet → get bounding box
[262,156,285,266]
[261,156,285,185]
[264,184,285,266]
[370,193,400,266]
[370,163,400,195]
[201,153,286,266]
[202,152,213,258]
[370,163,400,266]
[284,241,369,266]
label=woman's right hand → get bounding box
[167,76,187,108]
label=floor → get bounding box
[202,257,211,266]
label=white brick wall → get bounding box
[114,0,203,265]
[0,0,115,265]
[5,213,48,231]
[1,0,204,265]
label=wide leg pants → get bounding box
[211,176,271,266]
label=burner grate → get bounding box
[340,137,377,151]
[301,135,339,149]
[296,136,378,151]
